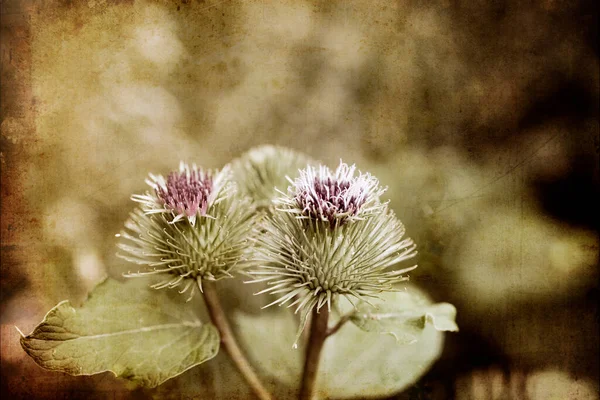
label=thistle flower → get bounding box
[276,162,386,227]
[130,162,232,226]
[117,162,257,300]
[231,145,316,209]
[249,162,418,346]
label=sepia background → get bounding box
[1,0,598,399]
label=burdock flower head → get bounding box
[118,162,257,300]
[249,161,418,345]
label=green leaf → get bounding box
[233,310,303,387]
[233,285,455,398]
[19,278,220,388]
[349,291,458,344]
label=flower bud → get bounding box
[118,162,257,300]
[231,145,316,209]
[249,161,418,344]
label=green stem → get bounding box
[299,307,330,400]
[325,313,351,337]
[201,280,274,400]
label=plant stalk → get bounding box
[201,280,273,400]
[299,307,330,400]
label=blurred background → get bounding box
[1,0,598,399]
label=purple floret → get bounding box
[295,176,367,227]
[156,169,213,217]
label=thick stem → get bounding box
[201,280,273,400]
[299,307,330,400]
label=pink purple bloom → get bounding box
[156,168,212,219]
[131,162,233,226]
[276,162,386,227]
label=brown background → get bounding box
[1,0,598,399]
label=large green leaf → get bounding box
[20,278,219,388]
[233,285,456,399]
[349,291,458,344]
